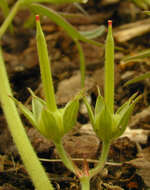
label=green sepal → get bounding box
[32,97,44,121]
[63,98,79,134]
[116,92,138,117]
[37,108,61,142]
[113,94,142,139]
[10,97,37,127]
[83,97,94,126]
[95,94,105,115]
[94,105,113,142]
[28,88,46,121]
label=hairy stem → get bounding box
[89,141,110,178]
[55,140,78,174]
[80,176,90,190]
[0,47,54,190]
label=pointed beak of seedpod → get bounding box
[108,20,112,27]
[35,15,40,22]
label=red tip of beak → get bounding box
[108,20,112,27]
[36,15,40,21]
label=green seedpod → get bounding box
[94,105,113,142]
[63,98,79,134]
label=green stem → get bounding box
[0,0,14,34]
[89,141,110,178]
[75,40,85,89]
[80,176,90,190]
[55,140,78,174]
[0,47,54,190]
[0,0,23,39]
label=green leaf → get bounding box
[73,2,88,15]
[132,0,148,9]
[121,49,150,63]
[0,0,14,33]
[31,4,81,41]
[144,10,150,15]
[11,97,36,127]
[94,105,113,142]
[38,108,61,142]
[124,72,150,86]
[63,98,79,133]
[30,3,103,47]
[25,0,87,4]
[83,97,94,126]
[0,0,9,17]
[79,25,106,40]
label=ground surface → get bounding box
[1,0,150,189]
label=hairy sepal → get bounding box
[95,94,105,115]
[37,108,62,142]
[112,94,142,140]
[94,105,113,142]
[11,97,36,127]
[63,98,79,134]
[83,97,94,126]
